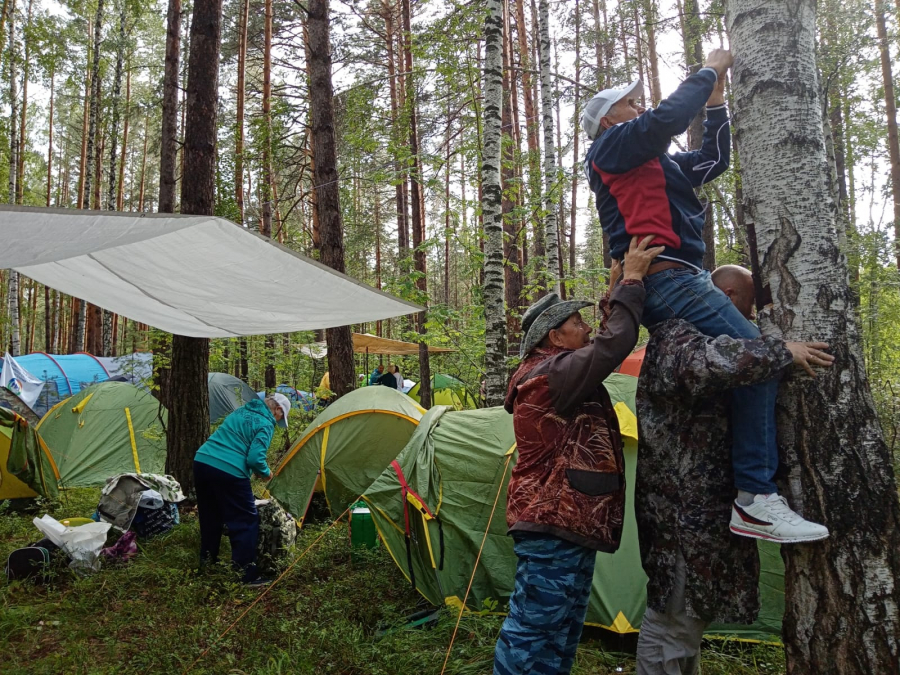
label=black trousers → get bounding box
[193,460,260,581]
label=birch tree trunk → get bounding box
[537,0,559,295]
[7,0,19,356]
[307,0,354,399]
[166,0,222,496]
[482,0,507,407]
[726,2,900,672]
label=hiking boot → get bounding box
[243,576,273,588]
[730,494,829,544]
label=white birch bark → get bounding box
[7,0,19,356]
[726,1,900,672]
[537,0,560,295]
[482,0,507,407]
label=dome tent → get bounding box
[408,374,478,409]
[0,407,59,502]
[363,370,785,642]
[267,387,424,525]
[37,382,167,488]
[208,372,258,424]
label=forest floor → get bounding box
[1,488,785,675]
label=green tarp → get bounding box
[268,387,425,524]
[363,373,785,641]
[37,382,168,488]
[0,407,59,500]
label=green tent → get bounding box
[408,374,478,409]
[37,382,168,488]
[0,407,59,501]
[268,387,425,525]
[363,373,785,641]
[208,372,258,424]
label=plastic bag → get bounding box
[33,515,111,575]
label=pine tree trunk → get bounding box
[514,0,543,276]
[83,0,103,208]
[726,2,900,672]
[16,0,30,204]
[77,26,90,210]
[167,0,222,496]
[307,0,354,399]
[138,112,148,210]
[643,0,662,104]
[7,0,19,357]
[117,67,131,211]
[569,0,580,280]
[874,0,900,269]
[235,0,248,224]
[46,67,53,207]
[537,0,559,295]
[262,0,276,390]
[483,0,507,406]
[400,0,431,407]
[158,0,181,214]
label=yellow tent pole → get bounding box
[125,407,141,473]
[319,425,330,511]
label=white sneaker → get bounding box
[730,493,829,544]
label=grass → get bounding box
[1,489,785,674]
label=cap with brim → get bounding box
[519,293,594,357]
[581,79,643,140]
[270,392,291,429]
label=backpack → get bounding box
[256,499,297,575]
[5,538,65,583]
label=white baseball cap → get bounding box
[270,392,291,429]
[581,79,644,140]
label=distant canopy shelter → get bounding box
[0,206,421,338]
[299,334,456,371]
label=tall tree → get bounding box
[158,0,181,214]
[165,0,220,495]
[15,0,31,203]
[482,0,506,406]
[680,0,716,271]
[400,0,431,407]
[235,0,249,382]
[261,0,276,390]
[306,0,354,399]
[874,0,900,269]
[537,0,559,294]
[726,1,900,672]
[6,0,19,356]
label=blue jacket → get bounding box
[584,67,730,269]
[194,398,274,479]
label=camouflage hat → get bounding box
[519,293,593,357]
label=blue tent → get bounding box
[2,353,110,416]
[276,384,317,412]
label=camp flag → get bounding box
[1,352,44,409]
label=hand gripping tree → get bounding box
[726,1,900,672]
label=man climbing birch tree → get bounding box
[726,1,900,672]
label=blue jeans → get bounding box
[494,534,596,675]
[642,268,780,494]
[193,460,261,582]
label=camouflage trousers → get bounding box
[493,533,596,675]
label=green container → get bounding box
[349,501,378,553]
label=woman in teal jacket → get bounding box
[193,393,290,585]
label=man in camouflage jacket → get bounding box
[634,265,834,674]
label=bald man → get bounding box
[634,266,834,675]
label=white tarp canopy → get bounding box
[0,206,421,337]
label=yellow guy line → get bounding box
[182,504,353,675]
[125,407,141,473]
[439,452,513,675]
